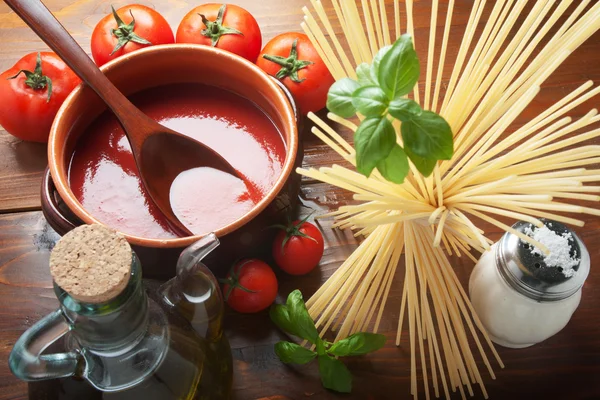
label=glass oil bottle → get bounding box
[9,225,232,399]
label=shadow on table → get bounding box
[28,378,102,399]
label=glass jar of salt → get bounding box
[469,219,590,348]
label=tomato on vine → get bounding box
[221,259,278,313]
[272,214,325,276]
[256,32,335,115]
[176,4,262,62]
[91,5,174,66]
[0,52,80,143]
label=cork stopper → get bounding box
[50,224,132,303]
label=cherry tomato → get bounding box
[176,4,262,62]
[256,32,335,115]
[0,52,80,143]
[91,5,174,66]
[222,259,278,313]
[272,217,325,275]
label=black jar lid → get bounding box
[496,220,590,302]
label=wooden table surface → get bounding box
[1,1,599,399]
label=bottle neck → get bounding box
[56,254,149,352]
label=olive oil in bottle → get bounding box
[10,226,233,400]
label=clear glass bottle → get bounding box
[9,229,232,399]
[469,220,590,348]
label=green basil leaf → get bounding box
[351,86,389,117]
[370,45,392,85]
[378,34,420,100]
[318,355,352,393]
[405,146,437,177]
[401,110,454,160]
[328,333,387,357]
[286,290,320,344]
[275,341,317,364]
[354,117,397,177]
[327,78,360,118]
[388,97,422,121]
[269,304,299,337]
[376,144,409,184]
[356,63,375,86]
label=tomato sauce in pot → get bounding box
[68,83,286,238]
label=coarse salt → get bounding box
[523,225,579,277]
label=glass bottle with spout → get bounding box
[9,224,232,399]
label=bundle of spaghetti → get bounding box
[298,1,600,399]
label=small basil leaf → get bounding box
[318,355,352,393]
[405,146,437,177]
[389,98,422,121]
[275,341,317,364]
[376,145,409,184]
[356,63,375,86]
[379,34,420,100]
[401,110,454,160]
[354,117,397,177]
[328,333,387,357]
[269,304,300,337]
[351,86,389,117]
[286,290,320,344]
[370,45,392,85]
[327,78,360,118]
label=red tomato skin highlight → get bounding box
[256,32,335,115]
[272,221,325,276]
[223,259,278,313]
[0,52,80,143]
[176,4,262,62]
[91,5,174,66]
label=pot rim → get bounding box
[48,43,298,249]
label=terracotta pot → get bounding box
[44,44,301,279]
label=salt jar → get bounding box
[469,220,590,348]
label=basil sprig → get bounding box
[327,34,454,182]
[270,290,386,393]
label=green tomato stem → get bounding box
[277,212,319,254]
[199,4,243,47]
[7,53,53,102]
[109,6,152,55]
[219,260,257,301]
[262,38,314,83]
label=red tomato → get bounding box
[256,32,335,115]
[0,52,80,143]
[272,218,325,275]
[222,259,278,313]
[91,5,174,66]
[176,4,262,62]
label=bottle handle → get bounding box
[9,309,82,381]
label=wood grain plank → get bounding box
[1,1,600,399]
[0,135,47,213]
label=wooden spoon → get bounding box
[6,0,240,237]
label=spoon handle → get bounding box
[5,0,145,149]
